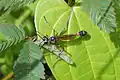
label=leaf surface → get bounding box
[80,0,117,33]
[0,0,34,12]
[0,24,25,53]
[35,0,120,80]
[13,40,45,80]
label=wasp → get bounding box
[34,16,87,66]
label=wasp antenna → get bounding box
[59,28,67,36]
[43,16,51,28]
[43,16,58,36]
[58,12,71,36]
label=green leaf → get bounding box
[0,32,6,42]
[35,0,120,80]
[114,0,120,28]
[0,48,14,75]
[0,24,25,53]
[13,40,45,80]
[0,0,35,24]
[80,0,117,33]
[0,0,34,13]
[35,0,70,35]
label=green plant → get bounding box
[0,0,120,80]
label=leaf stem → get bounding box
[2,72,14,80]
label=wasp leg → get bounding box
[58,12,71,36]
[52,58,61,68]
[58,28,67,36]
[62,48,72,57]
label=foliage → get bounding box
[0,0,35,24]
[0,0,34,11]
[35,0,120,80]
[80,0,117,33]
[14,41,45,80]
[0,32,6,41]
[0,24,25,53]
[0,0,120,80]
[0,0,34,17]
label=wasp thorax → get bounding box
[50,36,56,44]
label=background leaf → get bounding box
[0,0,34,14]
[13,40,45,80]
[35,0,120,80]
[0,24,25,53]
[0,0,35,24]
[114,0,120,28]
[80,0,117,33]
[0,32,6,42]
